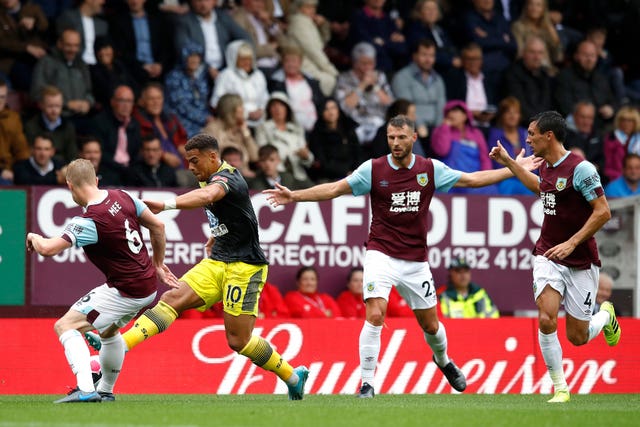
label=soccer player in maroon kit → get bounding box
[265,115,541,398]
[26,159,177,403]
[490,111,621,403]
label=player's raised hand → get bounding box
[143,199,164,214]
[515,148,543,171]
[263,182,293,207]
[157,264,180,288]
[489,140,511,165]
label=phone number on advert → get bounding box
[428,247,533,270]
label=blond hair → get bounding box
[614,106,640,134]
[66,159,97,186]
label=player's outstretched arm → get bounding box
[138,209,179,288]
[26,233,71,257]
[488,142,541,194]
[264,179,352,207]
[455,146,542,189]
[145,183,227,214]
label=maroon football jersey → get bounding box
[534,153,602,269]
[367,156,436,261]
[64,189,157,298]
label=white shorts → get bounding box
[532,255,599,320]
[362,250,437,310]
[71,284,157,333]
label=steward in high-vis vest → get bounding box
[438,257,499,318]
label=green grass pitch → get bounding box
[1,394,638,427]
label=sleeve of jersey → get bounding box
[61,216,99,247]
[573,161,605,202]
[210,173,232,193]
[346,159,372,196]
[122,190,148,216]
[433,159,463,192]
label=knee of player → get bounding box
[53,318,72,336]
[567,330,588,346]
[537,314,557,333]
[421,320,439,335]
[226,334,250,353]
[366,310,385,326]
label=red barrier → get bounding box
[1,318,637,395]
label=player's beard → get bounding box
[391,145,412,163]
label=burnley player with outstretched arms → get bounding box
[264,115,541,398]
[490,111,621,403]
[26,159,178,403]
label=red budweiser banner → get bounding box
[1,318,636,395]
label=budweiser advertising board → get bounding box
[1,318,636,394]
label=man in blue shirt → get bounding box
[605,153,640,197]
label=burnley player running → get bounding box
[264,115,541,398]
[490,111,620,403]
[26,159,177,403]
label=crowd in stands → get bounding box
[2,0,639,311]
[2,0,640,194]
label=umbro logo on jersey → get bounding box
[380,180,389,187]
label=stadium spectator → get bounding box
[350,0,409,73]
[174,0,251,82]
[444,42,497,129]
[431,100,496,194]
[13,133,65,185]
[91,85,141,179]
[315,0,354,70]
[594,271,614,314]
[308,97,361,182]
[286,0,338,96]
[0,0,49,91]
[511,0,563,69]
[487,96,533,195]
[336,267,365,319]
[31,29,94,122]
[267,44,324,133]
[203,93,258,176]
[0,77,29,185]
[404,0,461,73]
[255,91,314,183]
[90,36,139,107]
[604,153,640,198]
[220,145,256,181]
[564,101,605,180]
[132,82,188,170]
[129,136,178,187]
[490,110,619,403]
[247,144,312,190]
[391,39,446,131]
[603,106,640,183]
[554,40,615,122]
[55,0,108,66]
[334,42,394,147]
[24,85,77,164]
[110,0,172,86]
[210,40,268,129]
[503,35,553,126]
[78,135,122,187]
[164,42,212,138]
[462,0,517,95]
[230,0,287,76]
[438,257,499,318]
[284,266,342,318]
[257,281,290,318]
[370,98,428,158]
